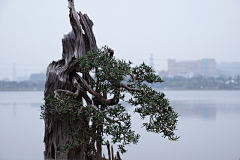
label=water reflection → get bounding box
[0,102,43,118]
[0,95,45,160]
[170,100,240,120]
[1,100,240,119]
[0,103,43,107]
[0,91,239,160]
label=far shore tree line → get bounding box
[0,80,44,91]
[158,75,240,90]
[1,75,239,91]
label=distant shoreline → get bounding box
[156,88,240,90]
[0,88,239,92]
[0,88,44,91]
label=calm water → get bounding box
[0,91,239,160]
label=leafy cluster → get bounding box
[77,47,132,95]
[41,46,179,154]
[41,93,139,154]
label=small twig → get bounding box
[54,90,60,98]
[136,77,147,81]
[55,106,60,114]
[89,104,100,111]
[123,132,126,145]
[150,115,155,132]
[126,74,136,86]
[88,104,122,126]
[77,106,84,116]
[101,48,114,57]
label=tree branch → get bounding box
[68,0,85,58]
[101,48,114,58]
[120,75,140,92]
[54,89,79,99]
[77,75,119,106]
[120,83,140,92]
[126,74,136,86]
[71,76,92,105]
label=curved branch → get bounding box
[120,75,140,92]
[54,89,79,99]
[77,76,119,106]
[53,75,93,106]
[120,83,140,92]
[71,76,92,105]
[126,74,136,86]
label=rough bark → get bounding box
[43,0,97,159]
[43,1,123,159]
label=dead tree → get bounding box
[44,0,99,159]
[42,0,179,160]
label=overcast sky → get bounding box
[0,0,240,80]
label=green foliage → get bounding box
[41,46,179,154]
[41,93,139,154]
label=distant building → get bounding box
[201,59,217,76]
[29,73,46,82]
[17,76,29,82]
[158,70,168,78]
[167,59,217,77]
[2,78,10,81]
[159,58,234,78]
[216,70,231,78]
[168,59,201,76]
[217,62,240,77]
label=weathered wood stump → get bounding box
[43,0,102,159]
[42,1,179,159]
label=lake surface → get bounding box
[0,91,239,160]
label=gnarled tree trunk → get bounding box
[43,0,97,159]
[42,1,177,160]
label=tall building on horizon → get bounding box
[159,58,230,78]
[167,59,201,76]
[201,59,217,76]
[167,58,216,76]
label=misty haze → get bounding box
[0,0,240,160]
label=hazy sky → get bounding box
[0,0,240,80]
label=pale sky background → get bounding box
[0,0,240,80]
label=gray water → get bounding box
[0,91,239,160]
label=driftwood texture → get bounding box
[43,0,177,159]
[43,0,108,159]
